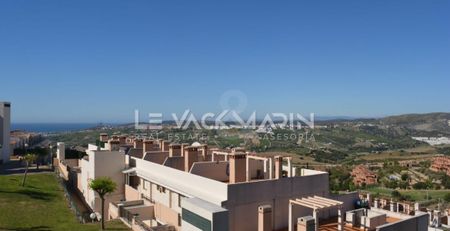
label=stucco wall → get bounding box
[226,172,330,231]
[376,213,429,231]
[78,149,126,218]
[248,158,266,179]
[126,184,141,201]
[190,161,229,182]
[330,192,359,216]
[143,151,169,164]
[155,202,181,230]
[163,156,185,171]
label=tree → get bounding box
[444,193,450,203]
[34,147,49,170]
[441,174,450,189]
[401,173,409,182]
[21,154,37,187]
[89,177,117,230]
[413,182,430,190]
[398,181,409,190]
[391,190,402,200]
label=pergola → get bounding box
[246,155,273,180]
[289,196,344,231]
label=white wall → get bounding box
[0,102,11,163]
[57,142,65,160]
[79,149,126,214]
[133,157,228,205]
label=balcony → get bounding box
[109,200,175,231]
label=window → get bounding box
[182,208,211,231]
[143,180,147,190]
[157,185,166,193]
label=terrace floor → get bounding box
[318,216,402,231]
[318,218,364,231]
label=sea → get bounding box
[11,123,103,133]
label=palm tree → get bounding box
[21,153,37,186]
[89,177,117,230]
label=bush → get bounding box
[444,193,450,203]
[391,190,401,199]
[413,182,429,190]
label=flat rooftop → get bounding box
[316,216,402,231]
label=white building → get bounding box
[77,144,126,217]
[56,141,126,219]
[55,134,430,231]
[0,101,11,164]
[111,139,359,231]
[412,137,450,146]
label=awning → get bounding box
[122,168,137,174]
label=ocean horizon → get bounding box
[11,123,108,133]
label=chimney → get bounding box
[108,140,120,151]
[297,216,315,231]
[56,142,65,160]
[119,136,127,145]
[169,144,182,157]
[229,151,247,183]
[200,144,208,160]
[134,139,143,149]
[390,200,396,212]
[184,146,199,172]
[274,156,283,179]
[143,140,154,153]
[126,137,135,144]
[157,139,164,148]
[374,198,380,208]
[258,205,272,231]
[99,133,109,142]
[161,140,169,152]
[181,143,189,156]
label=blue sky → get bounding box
[0,1,449,123]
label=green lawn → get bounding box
[364,187,450,202]
[0,173,130,231]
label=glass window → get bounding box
[182,208,211,231]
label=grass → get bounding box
[364,186,450,202]
[0,173,130,231]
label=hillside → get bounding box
[379,112,450,136]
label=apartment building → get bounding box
[351,165,378,187]
[55,139,126,220]
[77,143,126,214]
[102,136,360,231]
[10,130,43,149]
[0,101,11,164]
[430,156,450,176]
[56,134,430,231]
